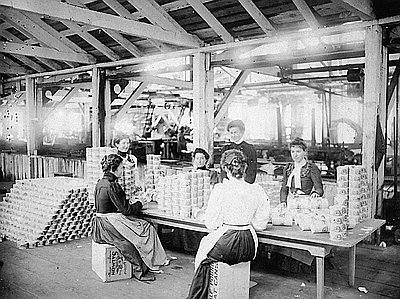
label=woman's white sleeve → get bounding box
[251,185,270,231]
[204,184,223,230]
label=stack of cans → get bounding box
[329,205,348,241]
[156,170,211,219]
[0,177,94,248]
[145,155,161,190]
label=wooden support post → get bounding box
[363,25,388,219]
[311,108,316,147]
[276,106,282,146]
[25,77,37,156]
[92,67,107,147]
[192,53,214,164]
[104,79,112,147]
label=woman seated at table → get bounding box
[92,154,168,281]
[113,134,137,167]
[278,137,324,272]
[187,149,270,299]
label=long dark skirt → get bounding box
[92,217,150,280]
[187,229,255,299]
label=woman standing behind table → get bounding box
[278,137,324,271]
[114,134,137,167]
[187,149,270,299]
[92,154,168,281]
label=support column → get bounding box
[92,67,107,147]
[193,53,214,163]
[104,79,112,147]
[26,77,37,155]
[363,25,388,218]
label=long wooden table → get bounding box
[141,205,385,299]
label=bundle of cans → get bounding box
[335,165,371,229]
[0,177,94,248]
[145,154,162,190]
[156,170,212,219]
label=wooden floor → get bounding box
[0,236,399,299]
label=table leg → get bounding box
[349,246,356,286]
[316,256,324,299]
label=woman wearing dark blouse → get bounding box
[92,154,167,281]
[280,137,324,203]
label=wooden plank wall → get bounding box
[0,153,85,181]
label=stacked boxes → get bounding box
[86,147,117,202]
[329,205,348,241]
[120,164,141,203]
[145,155,161,190]
[156,170,212,219]
[0,177,94,247]
[336,165,370,228]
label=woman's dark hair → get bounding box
[192,148,210,161]
[100,154,123,172]
[226,119,245,132]
[113,134,130,147]
[290,137,307,151]
[221,149,247,179]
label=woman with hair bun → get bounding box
[187,149,270,299]
[92,154,168,281]
[113,134,137,167]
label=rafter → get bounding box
[1,8,84,67]
[1,42,96,64]
[291,0,322,30]
[237,0,276,35]
[0,60,31,74]
[0,0,201,48]
[4,53,46,73]
[330,0,375,20]
[102,0,174,53]
[185,0,234,43]
[113,81,148,122]
[214,70,251,124]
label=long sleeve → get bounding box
[251,185,270,231]
[310,164,324,196]
[204,184,223,230]
[245,143,257,184]
[280,164,290,203]
[108,182,142,216]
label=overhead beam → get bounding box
[237,0,276,35]
[291,0,322,30]
[186,0,234,43]
[0,60,31,74]
[43,88,79,121]
[0,0,201,48]
[330,0,375,20]
[1,42,96,64]
[214,70,250,124]
[106,63,192,77]
[122,75,192,89]
[112,82,148,122]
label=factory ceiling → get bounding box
[0,0,399,79]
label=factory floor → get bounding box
[0,236,400,299]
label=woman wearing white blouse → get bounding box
[187,149,270,299]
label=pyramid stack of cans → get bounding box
[86,147,117,202]
[145,155,161,190]
[156,170,211,218]
[120,164,141,203]
[336,165,371,229]
[0,177,94,247]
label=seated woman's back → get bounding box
[205,179,269,231]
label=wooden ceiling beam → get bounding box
[125,75,192,89]
[214,70,250,124]
[185,0,234,43]
[237,0,276,35]
[0,60,31,74]
[113,81,148,122]
[330,0,375,20]
[1,42,96,64]
[102,0,175,53]
[106,63,192,77]
[291,0,322,30]
[1,8,84,67]
[1,30,53,72]
[0,0,201,48]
